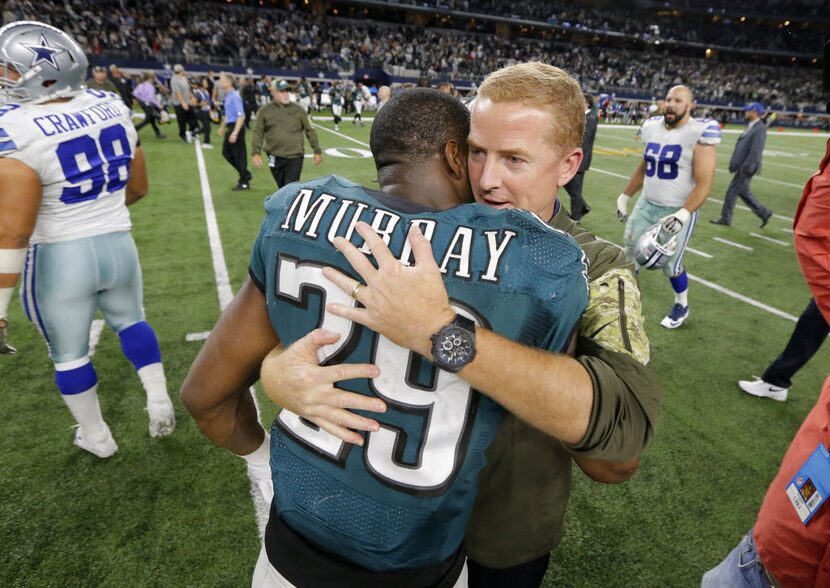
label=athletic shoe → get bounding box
[334,124,339,131]
[155,133,166,139]
[659,304,689,329]
[760,211,773,228]
[201,143,214,149]
[147,398,176,438]
[74,424,118,458]
[738,377,788,402]
[186,130,193,144]
[231,182,250,191]
[709,218,730,226]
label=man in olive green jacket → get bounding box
[252,79,323,188]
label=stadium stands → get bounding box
[2,0,826,114]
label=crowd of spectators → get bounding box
[2,0,824,112]
[392,0,826,55]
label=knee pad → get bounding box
[55,358,98,396]
[118,321,162,371]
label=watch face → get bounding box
[434,326,474,371]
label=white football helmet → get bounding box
[0,21,88,104]
[635,223,678,270]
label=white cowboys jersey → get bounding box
[638,115,721,208]
[0,89,138,244]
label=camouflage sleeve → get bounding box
[578,267,649,365]
[565,266,663,460]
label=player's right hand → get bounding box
[252,154,263,169]
[0,319,17,355]
[260,329,386,445]
[616,193,631,222]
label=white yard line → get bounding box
[713,237,754,251]
[185,331,211,342]
[780,228,795,234]
[686,274,798,322]
[87,319,106,357]
[590,167,629,179]
[315,123,372,148]
[750,232,791,246]
[749,233,790,247]
[686,247,713,259]
[714,169,804,189]
[193,138,270,538]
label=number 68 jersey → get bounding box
[249,175,589,574]
[0,89,137,244]
[639,115,721,208]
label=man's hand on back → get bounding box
[323,222,456,359]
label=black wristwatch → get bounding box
[430,314,477,373]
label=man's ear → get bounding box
[443,140,466,181]
[557,147,583,188]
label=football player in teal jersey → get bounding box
[262,63,661,588]
[182,88,589,587]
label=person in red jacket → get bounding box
[702,67,830,584]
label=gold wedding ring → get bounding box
[350,282,362,299]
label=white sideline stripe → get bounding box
[686,274,798,322]
[686,247,713,259]
[87,319,106,357]
[193,138,270,538]
[713,237,754,251]
[595,232,797,322]
[781,228,795,234]
[707,197,794,222]
[185,331,211,342]
[750,232,791,246]
[315,123,372,148]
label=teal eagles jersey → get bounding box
[248,175,588,572]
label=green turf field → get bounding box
[2,113,829,587]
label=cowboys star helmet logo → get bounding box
[23,34,65,70]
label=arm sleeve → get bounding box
[302,112,322,154]
[251,112,265,155]
[698,120,722,146]
[564,336,663,460]
[248,221,268,293]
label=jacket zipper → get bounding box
[618,278,632,353]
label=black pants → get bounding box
[135,102,162,136]
[196,110,211,145]
[269,155,304,188]
[243,101,257,129]
[564,171,589,219]
[762,298,829,388]
[222,124,251,185]
[720,172,770,224]
[467,554,550,588]
[174,104,198,140]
